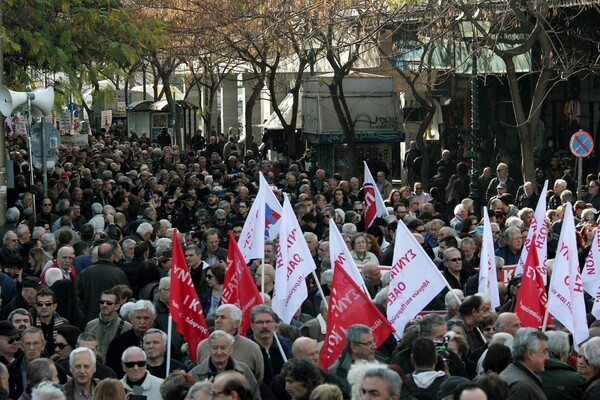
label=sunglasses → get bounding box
[354,208,364,212]
[449,257,462,262]
[124,361,147,368]
[206,274,214,279]
[55,343,68,350]
[36,301,55,308]
[99,300,115,305]
[7,337,20,345]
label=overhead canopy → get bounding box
[127,100,153,111]
[130,85,185,101]
[257,93,302,130]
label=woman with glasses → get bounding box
[350,233,379,266]
[201,264,225,318]
[52,325,81,375]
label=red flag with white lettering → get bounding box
[515,234,550,328]
[223,230,264,336]
[319,263,394,370]
[169,229,209,364]
[363,162,388,229]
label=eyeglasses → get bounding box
[36,301,55,308]
[416,229,425,233]
[7,337,20,345]
[209,391,225,398]
[123,361,147,368]
[98,300,115,306]
[354,208,364,212]
[216,219,226,222]
[55,343,68,349]
[355,339,377,346]
[449,258,462,262]
[206,274,214,279]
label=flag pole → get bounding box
[541,304,550,331]
[166,314,173,375]
[261,259,265,295]
[273,332,288,362]
[311,271,328,309]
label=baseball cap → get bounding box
[22,276,42,289]
[0,321,19,337]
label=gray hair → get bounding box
[505,216,524,229]
[586,337,600,369]
[361,366,402,396]
[122,238,136,250]
[121,346,147,363]
[419,314,445,337]
[144,328,168,346]
[512,328,548,362]
[15,224,28,238]
[373,287,388,306]
[40,233,56,251]
[554,179,567,190]
[128,300,156,320]
[208,330,234,346]
[69,347,96,367]
[346,324,372,347]
[250,305,277,323]
[503,226,522,241]
[187,381,213,399]
[136,222,153,237]
[76,332,98,346]
[546,330,569,359]
[443,247,461,262]
[320,269,333,286]
[155,238,172,256]
[444,289,464,310]
[26,358,56,389]
[6,207,20,223]
[341,223,357,235]
[461,237,475,248]
[158,277,170,291]
[216,304,242,324]
[31,383,66,400]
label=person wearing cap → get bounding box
[485,162,517,203]
[77,242,129,324]
[172,194,198,233]
[2,276,40,319]
[0,321,21,365]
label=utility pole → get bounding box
[0,2,7,224]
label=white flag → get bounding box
[582,225,600,318]
[478,208,500,310]
[328,218,369,295]
[548,203,589,350]
[238,173,282,262]
[272,196,316,323]
[515,181,549,283]
[387,219,449,337]
[363,162,389,229]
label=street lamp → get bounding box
[303,39,317,76]
[142,60,148,101]
[459,8,490,214]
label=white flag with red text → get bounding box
[363,162,389,229]
[387,219,449,337]
[515,181,549,283]
[328,218,369,295]
[582,227,600,319]
[169,229,209,363]
[478,208,500,310]
[238,172,282,262]
[223,231,264,336]
[272,196,316,323]
[548,203,589,350]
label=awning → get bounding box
[148,100,198,111]
[126,100,153,111]
[393,34,532,74]
[257,93,302,130]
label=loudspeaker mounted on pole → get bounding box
[0,85,54,117]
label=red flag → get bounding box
[515,234,551,328]
[223,230,264,336]
[319,262,395,370]
[169,229,209,363]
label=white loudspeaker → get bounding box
[0,86,30,117]
[31,86,55,116]
[0,85,55,117]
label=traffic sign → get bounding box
[570,130,594,158]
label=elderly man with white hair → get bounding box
[120,347,164,399]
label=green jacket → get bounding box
[539,358,585,400]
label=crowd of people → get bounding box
[0,127,598,400]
